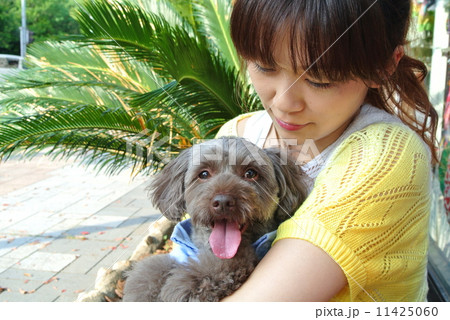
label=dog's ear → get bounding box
[263,148,307,222]
[148,148,192,221]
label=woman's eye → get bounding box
[198,170,210,179]
[253,62,276,73]
[244,169,258,180]
[306,79,332,89]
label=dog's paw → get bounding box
[160,253,256,301]
[122,254,177,302]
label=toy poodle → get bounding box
[123,137,305,301]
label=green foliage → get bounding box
[0,0,80,55]
[27,0,80,42]
[0,0,20,54]
[0,0,259,176]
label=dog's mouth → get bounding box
[209,220,247,259]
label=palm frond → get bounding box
[0,105,142,146]
[72,0,164,63]
[0,0,258,176]
[0,104,179,175]
[73,0,246,125]
[26,41,162,91]
[193,0,239,71]
[125,0,196,29]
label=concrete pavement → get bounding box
[0,155,161,301]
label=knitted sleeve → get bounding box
[274,123,432,302]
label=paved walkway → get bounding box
[0,155,161,301]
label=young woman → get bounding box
[217,0,438,301]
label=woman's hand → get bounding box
[222,238,347,301]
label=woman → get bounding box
[217,0,437,301]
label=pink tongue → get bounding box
[209,220,242,259]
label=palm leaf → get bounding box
[193,0,239,71]
[125,0,196,29]
[73,0,246,122]
[72,0,165,63]
[0,0,260,176]
[26,41,162,92]
[0,104,179,175]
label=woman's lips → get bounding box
[276,118,308,131]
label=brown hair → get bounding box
[230,0,438,163]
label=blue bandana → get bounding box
[170,219,277,264]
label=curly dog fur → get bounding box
[123,137,305,301]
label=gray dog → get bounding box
[123,137,305,301]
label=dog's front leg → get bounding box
[160,249,257,302]
[123,254,178,302]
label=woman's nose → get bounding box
[273,77,305,113]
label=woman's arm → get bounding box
[222,238,347,301]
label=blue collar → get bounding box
[170,219,277,264]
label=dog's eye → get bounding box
[244,169,258,180]
[198,170,211,179]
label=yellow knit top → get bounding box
[217,113,431,302]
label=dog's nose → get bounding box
[211,194,235,213]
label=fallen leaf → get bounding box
[24,273,32,277]
[98,231,105,235]
[24,280,30,284]
[115,279,125,299]
[65,234,88,241]
[74,289,84,294]
[105,295,119,302]
[61,289,66,293]
[80,231,90,235]
[72,249,79,252]
[19,289,36,294]
[39,242,51,249]
[119,244,128,249]
[43,276,58,285]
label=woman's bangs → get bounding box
[231,0,386,83]
[290,28,356,82]
[287,4,366,82]
[230,0,287,67]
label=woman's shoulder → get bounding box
[332,121,430,167]
[215,110,265,138]
[316,121,432,197]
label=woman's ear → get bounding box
[367,45,405,89]
[388,45,405,74]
